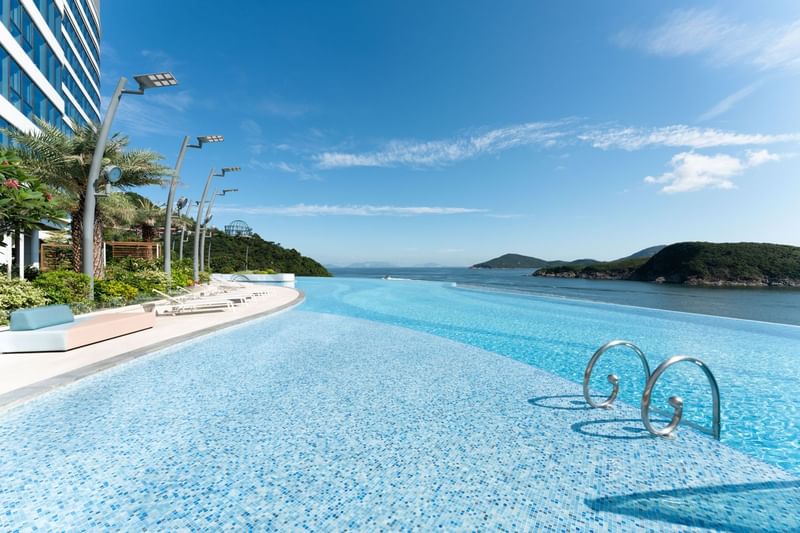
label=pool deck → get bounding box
[0,284,303,409]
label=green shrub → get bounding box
[94,279,138,303]
[106,257,169,294]
[32,270,91,305]
[68,300,95,316]
[0,277,48,325]
[170,258,194,288]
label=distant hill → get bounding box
[472,245,665,269]
[619,245,667,260]
[200,231,331,276]
[535,242,800,287]
[471,253,598,269]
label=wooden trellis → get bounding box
[107,242,161,261]
[39,242,162,270]
[39,243,72,271]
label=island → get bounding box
[533,242,800,287]
[471,253,598,269]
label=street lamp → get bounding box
[193,167,239,282]
[163,134,224,279]
[82,72,177,298]
[203,188,238,272]
[179,199,198,261]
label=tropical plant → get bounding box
[0,277,47,325]
[32,270,91,304]
[0,150,64,261]
[105,257,170,294]
[7,120,171,278]
[94,279,138,303]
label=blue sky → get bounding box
[101,1,800,266]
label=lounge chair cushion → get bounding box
[9,304,74,331]
[0,312,155,353]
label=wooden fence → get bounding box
[39,241,162,271]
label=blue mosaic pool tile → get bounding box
[0,310,797,530]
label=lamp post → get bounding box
[201,188,238,273]
[83,72,177,298]
[164,135,223,279]
[193,167,239,282]
[178,198,193,261]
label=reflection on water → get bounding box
[329,267,800,326]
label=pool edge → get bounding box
[0,290,306,412]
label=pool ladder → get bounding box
[583,340,721,440]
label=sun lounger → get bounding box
[177,286,256,304]
[209,282,269,297]
[152,290,235,315]
[0,304,155,353]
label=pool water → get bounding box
[0,277,798,530]
[298,277,800,474]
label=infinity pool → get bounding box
[0,277,798,530]
[300,277,800,474]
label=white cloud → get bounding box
[579,125,800,151]
[644,149,782,193]
[314,121,569,169]
[104,92,189,137]
[615,8,800,71]
[215,204,488,216]
[697,81,762,122]
[756,20,800,70]
[260,160,320,181]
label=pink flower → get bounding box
[45,192,53,202]
[3,178,20,189]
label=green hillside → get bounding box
[190,231,331,277]
[471,253,597,269]
[535,242,800,287]
[630,242,800,286]
[535,257,648,280]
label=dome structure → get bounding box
[224,219,253,237]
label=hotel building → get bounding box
[0,0,101,143]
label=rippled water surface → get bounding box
[330,267,800,326]
[300,276,800,474]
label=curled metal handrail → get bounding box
[640,355,720,440]
[583,340,651,409]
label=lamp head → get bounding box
[133,72,178,90]
[197,135,224,145]
[176,197,188,211]
[220,166,241,176]
[102,165,123,184]
[221,188,238,195]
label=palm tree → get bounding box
[8,119,170,278]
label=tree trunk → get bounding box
[93,210,105,279]
[70,205,83,273]
[70,199,105,278]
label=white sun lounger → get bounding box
[152,290,235,315]
[177,287,256,304]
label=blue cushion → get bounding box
[9,304,74,331]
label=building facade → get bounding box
[0,0,100,144]
[0,0,100,274]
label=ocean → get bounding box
[328,267,800,326]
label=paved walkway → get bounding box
[0,284,302,407]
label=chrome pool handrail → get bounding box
[583,340,651,409]
[640,355,721,440]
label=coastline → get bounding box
[532,270,800,288]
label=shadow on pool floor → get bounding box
[586,480,800,532]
